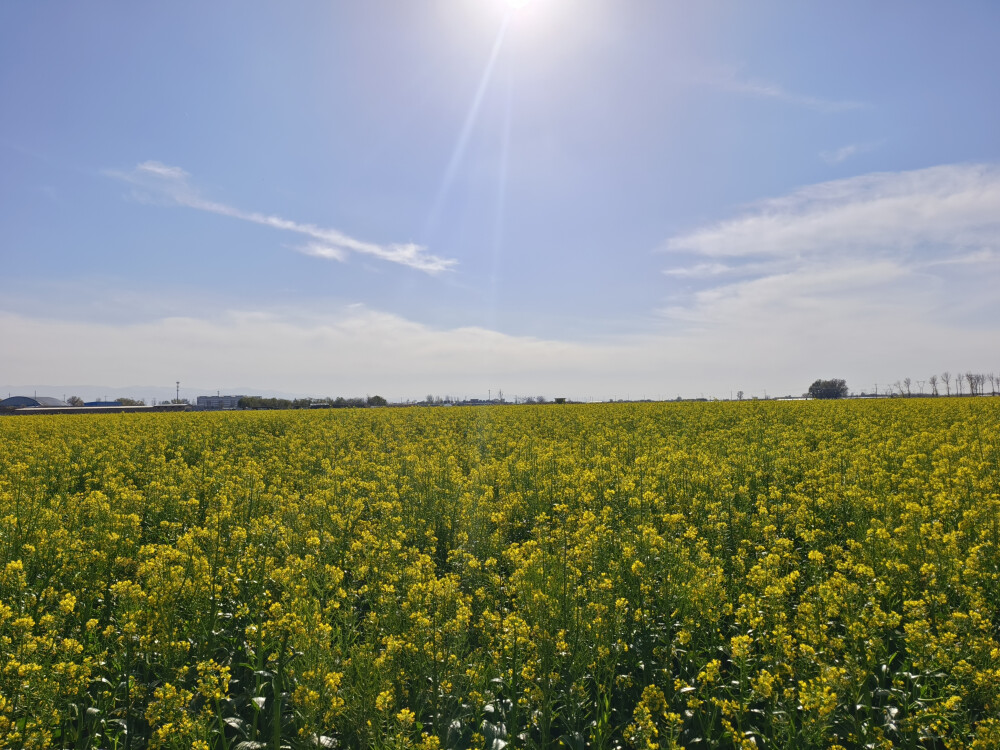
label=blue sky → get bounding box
[2,1,999,401]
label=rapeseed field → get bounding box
[1,400,998,749]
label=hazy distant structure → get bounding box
[1,396,68,408]
[196,395,245,410]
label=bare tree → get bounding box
[989,372,997,396]
[737,390,744,401]
[956,372,963,396]
[965,372,977,396]
[929,374,938,396]
[942,371,951,396]
[904,377,912,396]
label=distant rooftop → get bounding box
[1,395,67,408]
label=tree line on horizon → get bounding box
[237,395,388,410]
[64,396,149,407]
[807,370,998,400]
[57,371,997,410]
[889,371,998,397]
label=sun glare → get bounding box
[503,0,531,8]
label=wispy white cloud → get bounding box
[920,249,995,268]
[135,162,190,180]
[820,141,881,164]
[665,164,1000,259]
[107,161,457,274]
[663,262,734,278]
[662,260,788,279]
[710,68,863,113]
[663,259,911,325]
[297,243,348,263]
[656,163,1000,385]
[820,144,859,164]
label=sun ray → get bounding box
[423,17,509,238]
[486,62,514,330]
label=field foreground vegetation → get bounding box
[1,400,999,749]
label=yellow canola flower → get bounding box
[2,398,999,748]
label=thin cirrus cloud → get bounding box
[820,143,860,164]
[662,262,735,278]
[663,163,1000,260]
[106,161,457,274]
[709,68,864,113]
[820,141,882,165]
[298,242,348,263]
[659,163,1000,336]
